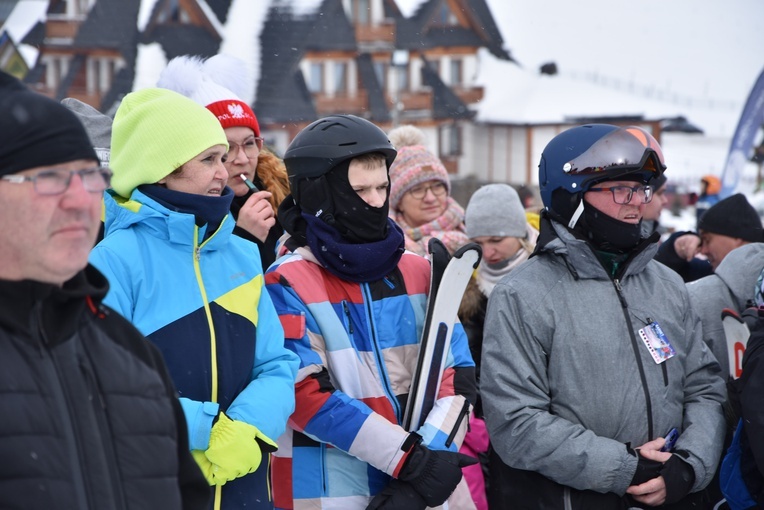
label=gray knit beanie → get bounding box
[466,184,527,239]
[61,97,112,167]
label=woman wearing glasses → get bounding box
[89,88,299,510]
[158,54,290,269]
[388,125,469,255]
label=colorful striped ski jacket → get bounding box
[265,247,476,509]
[89,189,299,510]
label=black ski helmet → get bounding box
[283,114,397,189]
[538,124,666,224]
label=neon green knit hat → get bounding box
[110,87,228,198]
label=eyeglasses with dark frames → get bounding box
[226,137,264,161]
[587,185,653,204]
[1,167,113,195]
[408,182,447,200]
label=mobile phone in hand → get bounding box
[660,428,679,452]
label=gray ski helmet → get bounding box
[283,114,397,187]
[538,124,666,223]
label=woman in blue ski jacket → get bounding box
[89,88,299,510]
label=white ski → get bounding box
[403,239,481,432]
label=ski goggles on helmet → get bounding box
[562,126,666,186]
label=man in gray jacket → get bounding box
[688,243,764,380]
[482,124,727,509]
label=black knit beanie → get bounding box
[697,193,764,242]
[0,71,97,176]
[649,173,668,190]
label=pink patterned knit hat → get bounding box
[388,125,450,211]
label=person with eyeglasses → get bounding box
[0,71,212,509]
[481,124,726,509]
[387,125,469,256]
[158,54,291,270]
[88,87,299,510]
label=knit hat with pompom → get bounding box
[157,54,260,136]
[388,125,450,212]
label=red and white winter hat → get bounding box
[157,54,260,136]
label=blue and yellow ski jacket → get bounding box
[90,188,299,510]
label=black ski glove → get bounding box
[659,453,695,504]
[628,446,663,486]
[741,306,764,333]
[366,479,427,510]
[398,437,478,507]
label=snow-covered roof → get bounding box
[479,0,764,139]
[132,42,168,91]
[217,0,270,104]
[474,49,742,137]
[395,0,427,18]
[137,0,156,32]
[289,0,324,17]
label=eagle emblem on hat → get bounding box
[228,103,246,118]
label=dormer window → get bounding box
[449,59,462,86]
[351,0,370,25]
[435,1,458,26]
[48,0,94,19]
[307,62,323,93]
[156,0,192,24]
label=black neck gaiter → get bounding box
[576,201,643,254]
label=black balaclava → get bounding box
[293,160,390,244]
[323,160,390,243]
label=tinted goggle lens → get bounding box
[563,126,666,176]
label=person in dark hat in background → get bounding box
[0,70,210,509]
[641,173,669,239]
[656,193,764,281]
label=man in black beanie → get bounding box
[656,193,764,279]
[0,70,209,509]
[697,193,764,268]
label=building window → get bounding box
[43,55,70,90]
[449,59,462,86]
[308,62,323,93]
[88,57,120,95]
[441,124,462,156]
[373,60,387,92]
[428,59,440,77]
[351,0,370,25]
[74,0,92,16]
[334,61,348,95]
[396,65,409,92]
[157,0,191,24]
[436,1,458,26]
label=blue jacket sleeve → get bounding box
[225,278,299,442]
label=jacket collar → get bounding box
[103,188,235,250]
[536,211,659,280]
[0,265,108,344]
